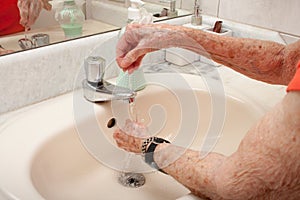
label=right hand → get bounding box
[116,24,189,73]
[18,0,52,30]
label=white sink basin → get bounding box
[0,72,283,199]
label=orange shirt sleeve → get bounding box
[287,60,300,92]
[0,0,24,36]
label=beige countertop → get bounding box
[0,19,119,52]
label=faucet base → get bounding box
[191,15,202,26]
[82,79,136,102]
[167,10,178,18]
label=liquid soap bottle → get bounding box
[55,0,85,38]
[116,0,153,91]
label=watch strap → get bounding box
[144,137,170,174]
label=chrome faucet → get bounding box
[82,56,136,102]
[191,0,202,25]
[18,33,50,50]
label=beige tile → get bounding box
[219,0,300,36]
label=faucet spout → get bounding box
[82,56,136,102]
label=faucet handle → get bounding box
[84,56,106,84]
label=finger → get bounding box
[18,1,29,27]
[27,0,43,27]
[117,48,146,69]
[113,129,125,141]
[113,132,132,151]
[42,0,52,10]
[127,55,145,74]
[0,49,14,55]
[119,47,156,72]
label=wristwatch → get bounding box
[142,137,170,173]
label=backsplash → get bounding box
[181,0,300,37]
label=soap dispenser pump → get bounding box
[127,0,145,23]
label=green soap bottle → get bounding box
[55,0,85,39]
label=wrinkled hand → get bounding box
[116,24,188,73]
[0,46,14,55]
[113,119,149,153]
[18,0,52,29]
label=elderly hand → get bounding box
[116,24,189,73]
[113,119,149,153]
[0,46,14,55]
[18,0,52,29]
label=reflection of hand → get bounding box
[116,24,188,73]
[18,0,52,29]
[0,46,14,55]
[113,120,148,153]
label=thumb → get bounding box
[41,0,52,10]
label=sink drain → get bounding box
[118,173,146,188]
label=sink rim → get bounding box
[0,72,282,199]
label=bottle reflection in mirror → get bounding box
[55,0,85,38]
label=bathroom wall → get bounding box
[181,0,300,40]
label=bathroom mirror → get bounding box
[0,0,191,57]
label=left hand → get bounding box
[113,120,148,153]
[116,24,187,73]
[18,0,52,29]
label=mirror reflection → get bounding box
[0,0,191,56]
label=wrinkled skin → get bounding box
[17,0,52,30]
[114,23,300,199]
[117,24,300,84]
[0,47,14,55]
